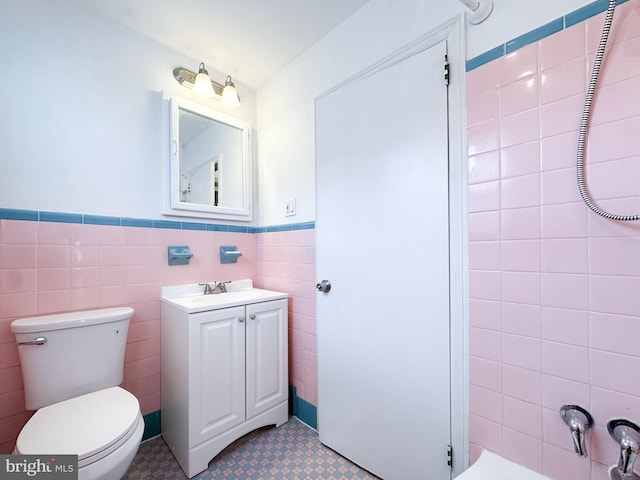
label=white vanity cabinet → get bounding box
[160,283,288,479]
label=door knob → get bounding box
[316,280,331,293]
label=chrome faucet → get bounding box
[559,405,594,457]
[199,281,230,295]
[608,419,640,480]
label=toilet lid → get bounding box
[16,387,141,464]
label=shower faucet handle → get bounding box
[608,418,640,480]
[560,405,594,457]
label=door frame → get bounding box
[314,15,469,476]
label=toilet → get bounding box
[11,307,144,480]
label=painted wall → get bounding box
[467,1,640,478]
[256,0,600,226]
[0,0,256,223]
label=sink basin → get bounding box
[160,280,287,313]
[191,289,270,304]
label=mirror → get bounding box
[164,96,252,221]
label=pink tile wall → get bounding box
[467,2,640,478]
[0,220,256,453]
[255,229,316,406]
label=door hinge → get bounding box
[447,444,453,467]
[444,55,450,86]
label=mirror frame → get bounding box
[163,96,252,221]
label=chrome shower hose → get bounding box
[577,0,640,221]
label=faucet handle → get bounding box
[608,419,640,479]
[198,282,213,294]
[560,405,594,457]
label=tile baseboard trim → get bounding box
[142,410,161,441]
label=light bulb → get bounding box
[192,63,214,98]
[220,76,240,108]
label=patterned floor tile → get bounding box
[123,417,379,480]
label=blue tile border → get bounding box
[289,384,317,430]
[465,45,504,72]
[295,397,318,430]
[566,0,628,27]
[256,221,315,233]
[39,211,83,224]
[505,18,563,54]
[84,214,121,226]
[181,222,207,231]
[0,208,38,221]
[142,410,161,441]
[466,0,629,71]
[0,208,314,234]
[121,217,154,228]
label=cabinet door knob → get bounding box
[250,314,256,320]
[239,317,245,323]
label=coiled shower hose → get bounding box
[577,0,640,221]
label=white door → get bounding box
[316,39,451,479]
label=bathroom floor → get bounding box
[123,417,379,479]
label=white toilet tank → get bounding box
[11,307,134,410]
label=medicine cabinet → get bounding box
[163,96,252,221]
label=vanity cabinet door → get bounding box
[245,299,288,419]
[190,306,245,444]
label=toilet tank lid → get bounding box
[11,307,134,334]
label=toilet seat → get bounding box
[16,386,141,468]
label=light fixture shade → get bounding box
[192,63,215,98]
[220,76,241,108]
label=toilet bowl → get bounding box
[14,387,144,480]
[456,450,552,480]
[11,307,143,480]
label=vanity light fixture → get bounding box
[173,62,241,108]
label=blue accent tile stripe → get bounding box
[39,211,83,224]
[227,225,252,233]
[121,217,154,228]
[466,45,504,72]
[291,221,315,231]
[181,221,207,231]
[0,208,38,221]
[152,220,182,230]
[565,0,628,27]
[256,221,315,233]
[467,0,629,71]
[565,0,610,26]
[505,17,563,54]
[84,214,121,226]
[0,208,314,234]
[206,224,230,232]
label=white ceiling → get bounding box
[75,0,371,89]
